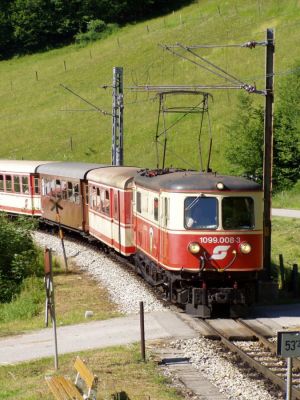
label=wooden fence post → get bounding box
[292,264,298,297]
[279,254,285,290]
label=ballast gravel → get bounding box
[165,338,284,400]
[33,231,283,400]
[32,231,166,314]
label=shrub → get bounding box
[75,19,118,46]
[0,215,41,303]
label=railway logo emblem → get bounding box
[210,245,230,260]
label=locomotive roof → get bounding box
[134,170,262,192]
[87,167,139,189]
[36,162,108,180]
[0,160,54,173]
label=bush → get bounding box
[0,215,41,303]
[75,19,118,46]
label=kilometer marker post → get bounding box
[277,331,300,400]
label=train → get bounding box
[0,159,263,317]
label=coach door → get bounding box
[113,189,121,252]
[81,182,89,232]
[159,195,169,265]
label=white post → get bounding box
[286,357,292,400]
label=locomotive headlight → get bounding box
[216,182,224,190]
[188,242,201,254]
[240,242,252,254]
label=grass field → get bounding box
[0,0,299,176]
[0,344,181,400]
[272,217,300,270]
[273,181,300,209]
[0,264,119,337]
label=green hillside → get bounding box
[0,0,299,173]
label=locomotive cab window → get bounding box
[184,196,218,230]
[222,197,254,230]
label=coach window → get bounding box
[154,197,159,221]
[6,175,12,192]
[184,197,218,230]
[136,191,141,213]
[96,188,101,211]
[34,177,39,194]
[90,186,96,208]
[0,175,3,191]
[14,176,21,193]
[55,180,61,198]
[163,197,169,226]
[222,197,254,230]
[67,182,73,199]
[61,181,68,200]
[101,189,110,215]
[22,176,29,193]
[74,183,80,204]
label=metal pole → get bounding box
[112,67,124,166]
[263,28,274,280]
[140,301,146,361]
[286,357,292,400]
[46,248,59,370]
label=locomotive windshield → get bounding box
[184,197,218,229]
[222,197,254,229]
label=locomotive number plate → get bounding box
[277,331,300,357]
[199,236,241,244]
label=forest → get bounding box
[0,0,191,59]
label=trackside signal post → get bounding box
[263,28,275,280]
[277,331,300,400]
[112,67,124,166]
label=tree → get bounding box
[226,66,300,192]
[0,1,14,59]
[273,67,300,190]
[226,93,264,181]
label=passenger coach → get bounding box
[87,166,139,256]
[0,160,53,216]
[37,162,107,232]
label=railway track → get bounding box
[202,319,300,400]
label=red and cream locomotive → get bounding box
[0,160,263,317]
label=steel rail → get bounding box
[238,319,300,371]
[203,320,300,400]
